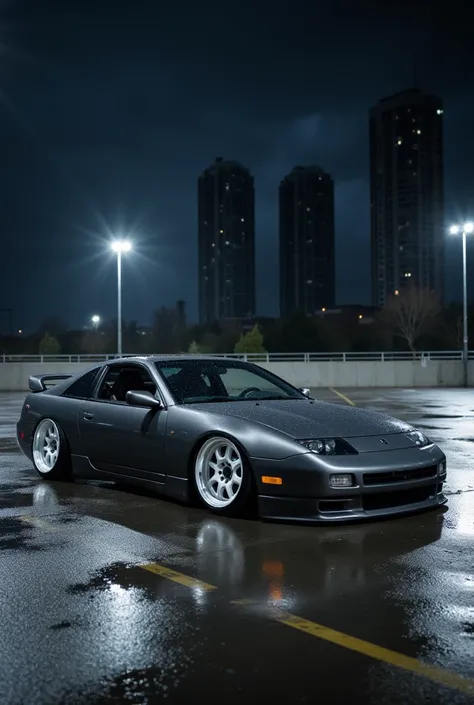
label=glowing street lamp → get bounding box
[91,315,101,329]
[110,240,132,356]
[449,222,473,387]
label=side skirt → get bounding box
[71,454,190,503]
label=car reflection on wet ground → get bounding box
[1,388,474,704]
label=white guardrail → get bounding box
[1,351,473,363]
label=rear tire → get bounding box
[193,436,255,517]
[32,418,72,481]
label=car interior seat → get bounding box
[111,370,146,402]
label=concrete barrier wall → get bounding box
[258,360,474,388]
[0,360,473,392]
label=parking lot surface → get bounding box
[1,388,474,704]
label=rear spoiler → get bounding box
[28,374,74,393]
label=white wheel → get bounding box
[33,419,60,474]
[194,437,244,509]
[31,418,71,480]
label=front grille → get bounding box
[362,484,436,511]
[363,465,437,486]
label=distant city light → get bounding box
[358,314,363,319]
[394,290,399,295]
[110,240,132,253]
[437,109,443,115]
[18,329,22,334]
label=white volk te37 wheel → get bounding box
[194,436,254,516]
[32,418,71,481]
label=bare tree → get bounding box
[379,285,441,352]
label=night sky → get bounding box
[1,0,473,333]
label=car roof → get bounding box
[100,355,239,365]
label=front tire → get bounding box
[32,418,72,481]
[193,436,255,516]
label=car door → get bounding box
[77,362,167,483]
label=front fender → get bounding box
[163,406,307,479]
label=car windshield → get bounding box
[154,360,305,404]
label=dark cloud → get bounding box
[0,0,473,332]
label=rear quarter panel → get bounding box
[20,393,83,454]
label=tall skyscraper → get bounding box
[370,88,444,307]
[198,158,255,324]
[279,166,336,317]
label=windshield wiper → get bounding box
[253,395,303,401]
[182,396,235,404]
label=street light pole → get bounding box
[449,222,472,388]
[117,249,122,356]
[110,240,132,358]
[462,228,468,388]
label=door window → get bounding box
[96,364,157,403]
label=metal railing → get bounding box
[1,351,473,363]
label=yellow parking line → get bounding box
[139,562,218,591]
[329,388,356,406]
[232,601,473,696]
[20,515,58,531]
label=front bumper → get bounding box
[251,444,447,522]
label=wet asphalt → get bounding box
[1,388,474,704]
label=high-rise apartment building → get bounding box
[279,166,336,317]
[198,158,255,323]
[370,88,444,306]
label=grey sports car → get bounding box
[16,355,447,522]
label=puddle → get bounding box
[79,659,197,705]
[67,561,145,596]
[461,622,474,637]
[0,517,49,552]
[49,619,81,631]
[421,414,464,419]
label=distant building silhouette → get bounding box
[279,166,336,317]
[198,157,255,323]
[370,88,444,306]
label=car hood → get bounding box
[192,399,412,439]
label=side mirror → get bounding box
[299,388,312,398]
[126,390,162,409]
